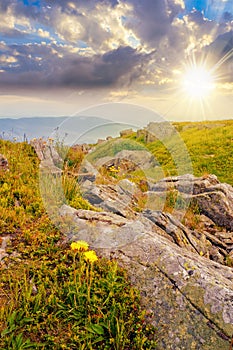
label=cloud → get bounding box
[0,43,151,89]
[0,5,32,38]
[126,0,185,47]
[0,0,232,95]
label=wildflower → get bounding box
[109,165,120,173]
[84,250,98,263]
[70,240,89,252]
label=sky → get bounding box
[0,0,232,122]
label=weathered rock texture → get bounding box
[60,204,233,350]
[152,174,233,231]
[33,141,233,349]
[94,149,157,172]
[31,138,62,174]
[0,154,9,171]
[137,121,175,143]
[59,172,233,349]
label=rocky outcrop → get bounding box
[79,173,233,266]
[150,174,233,231]
[137,121,176,143]
[31,138,63,174]
[33,139,233,348]
[59,204,233,349]
[80,180,139,218]
[0,154,9,171]
[94,149,157,172]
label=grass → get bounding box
[0,139,157,349]
[126,119,233,185]
[87,138,147,163]
[1,119,233,348]
[1,238,156,349]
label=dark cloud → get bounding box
[222,11,233,22]
[127,0,184,46]
[0,0,42,18]
[0,44,151,88]
[0,0,232,91]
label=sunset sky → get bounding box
[0,0,232,122]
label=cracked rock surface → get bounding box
[34,142,233,349]
[60,202,233,349]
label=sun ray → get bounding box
[212,48,233,74]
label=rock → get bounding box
[78,159,99,183]
[31,138,63,166]
[142,209,213,256]
[155,174,233,231]
[193,187,233,231]
[59,205,149,248]
[99,234,233,350]
[0,154,9,171]
[80,181,138,218]
[117,179,138,196]
[120,129,133,137]
[137,121,176,143]
[31,139,63,175]
[59,204,233,349]
[94,150,157,172]
[115,149,157,170]
[0,236,10,263]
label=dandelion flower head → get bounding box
[70,240,89,252]
[84,250,98,263]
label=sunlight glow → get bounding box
[182,66,215,99]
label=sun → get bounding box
[182,65,215,99]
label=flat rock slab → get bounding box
[99,233,233,349]
[60,204,233,349]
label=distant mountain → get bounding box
[0,116,131,144]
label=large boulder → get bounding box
[150,174,233,231]
[59,204,233,349]
[31,139,63,174]
[94,150,157,171]
[80,180,139,218]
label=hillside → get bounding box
[0,120,233,349]
[0,139,156,349]
[125,119,233,185]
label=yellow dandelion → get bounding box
[84,250,98,263]
[70,240,89,252]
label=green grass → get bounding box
[1,240,156,349]
[1,119,233,348]
[0,139,157,349]
[127,120,233,185]
[177,121,233,184]
[87,138,147,163]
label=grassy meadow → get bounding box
[126,119,233,185]
[0,119,233,349]
[0,139,156,349]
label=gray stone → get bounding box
[115,149,157,170]
[81,182,138,218]
[0,154,9,171]
[58,204,233,350]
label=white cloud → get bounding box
[0,55,17,63]
[37,28,51,38]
